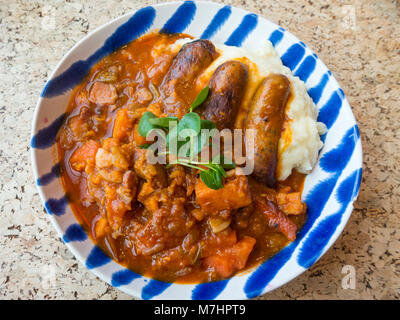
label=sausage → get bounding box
[160,40,218,116]
[245,74,290,187]
[202,61,248,130]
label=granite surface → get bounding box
[0,0,399,300]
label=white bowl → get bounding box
[31,1,362,300]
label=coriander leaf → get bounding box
[138,111,158,137]
[148,116,178,128]
[190,86,210,112]
[209,163,226,178]
[191,124,215,156]
[200,119,216,130]
[176,113,201,157]
[200,169,223,190]
[179,137,197,158]
[178,112,201,135]
[212,154,236,170]
[211,169,223,189]
[166,124,186,155]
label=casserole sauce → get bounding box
[57,33,306,283]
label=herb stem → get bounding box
[168,160,208,172]
[157,151,170,156]
[174,157,210,166]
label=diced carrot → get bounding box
[195,175,252,214]
[201,229,237,257]
[113,108,133,140]
[231,236,256,269]
[255,198,297,241]
[203,236,256,278]
[89,82,117,105]
[69,140,100,171]
[223,229,238,247]
[102,137,119,150]
[203,255,235,278]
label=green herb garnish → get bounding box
[212,154,236,170]
[200,169,223,190]
[138,111,158,137]
[167,158,228,190]
[148,116,178,128]
[137,86,233,190]
[178,112,201,134]
[189,86,210,112]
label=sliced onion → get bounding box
[209,217,231,233]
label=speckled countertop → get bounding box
[0,0,399,300]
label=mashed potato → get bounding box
[168,38,325,181]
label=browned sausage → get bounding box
[245,74,290,187]
[202,60,248,130]
[160,40,218,117]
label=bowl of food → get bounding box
[31,1,362,299]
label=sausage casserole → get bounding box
[56,32,324,283]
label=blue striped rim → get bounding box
[37,163,61,186]
[111,269,141,287]
[309,72,330,104]
[200,5,232,39]
[268,28,284,47]
[63,223,87,243]
[192,280,229,300]
[86,246,111,269]
[319,126,359,173]
[225,13,258,47]
[141,280,172,300]
[281,43,306,70]
[297,168,362,268]
[31,113,66,149]
[44,195,68,216]
[160,1,196,34]
[294,55,317,82]
[318,90,344,129]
